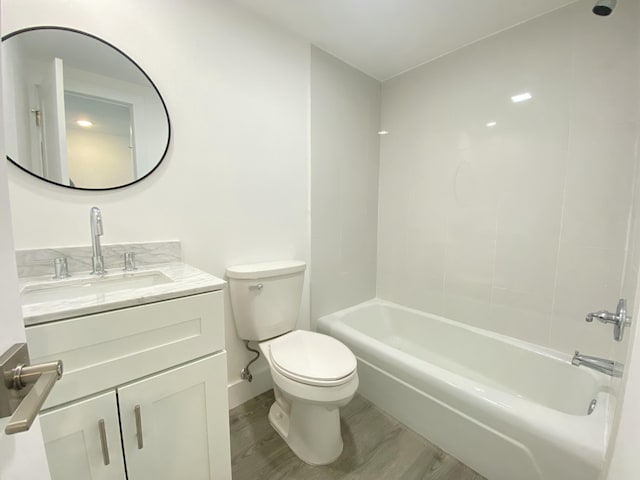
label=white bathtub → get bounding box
[317,299,615,480]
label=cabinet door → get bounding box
[119,352,231,480]
[40,391,126,480]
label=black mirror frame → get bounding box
[2,25,171,191]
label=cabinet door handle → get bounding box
[98,419,110,466]
[134,405,144,449]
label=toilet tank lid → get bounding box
[226,260,306,279]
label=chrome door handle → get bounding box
[5,369,61,434]
[134,404,144,449]
[0,343,63,435]
[98,419,110,466]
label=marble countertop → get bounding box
[21,262,226,326]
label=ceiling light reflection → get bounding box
[511,92,532,103]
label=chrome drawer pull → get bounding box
[98,419,110,465]
[134,404,144,449]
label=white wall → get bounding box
[3,0,310,403]
[377,0,640,360]
[310,47,380,322]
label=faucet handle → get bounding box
[585,299,631,342]
[53,257,70,279]
[616,298,631,325]
[615,298,631,341]
[123,252,137,272]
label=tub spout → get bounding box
[572,351,623,378]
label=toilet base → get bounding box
[268,398,344,465]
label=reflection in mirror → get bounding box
[65,93,135,187]
[2,27,170,190]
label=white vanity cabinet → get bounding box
[26,289,231,480]
[41,353,229,480]
[119,353,230,480]
[41,391,126,480]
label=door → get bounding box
[0,32,51,479]
[118,353,231,480]
[40,391,126,480]
[38,57,68,185]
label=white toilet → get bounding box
[226,260,358,465]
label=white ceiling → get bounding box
[233,0,578,81]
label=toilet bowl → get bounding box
[226,260,359,465]
[259,330,358,465]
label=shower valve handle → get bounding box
[585,299,631,342]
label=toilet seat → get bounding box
[269,330,357,387]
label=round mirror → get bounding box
[2,27,171,190]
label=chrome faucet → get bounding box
[585,299,631,342]
[572,351,623,378]
[90,207,105,275]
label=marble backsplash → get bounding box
[16,241,182,278]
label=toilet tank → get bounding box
[226,260,306,341]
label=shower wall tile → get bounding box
[560,120,637,252]
[551,243,626,357]
[395,239,446,315]
[443,234,494,304]
[490,287,553,346]
[496,129,567,242]
[493,232,557,301]
[571,2,640,127]
[443,293,492,330]
[614,119,640,362]
[377,0,640,355]
[310,47,381,322]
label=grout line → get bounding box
[487,138,504,321]
[548,27,579,349]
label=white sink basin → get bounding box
[21,271,173,304]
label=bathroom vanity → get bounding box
[18,244,231,480]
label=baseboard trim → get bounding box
[227,366,272,409]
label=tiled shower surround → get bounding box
[376,1,640,361]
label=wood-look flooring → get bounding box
[230,390,486,480]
